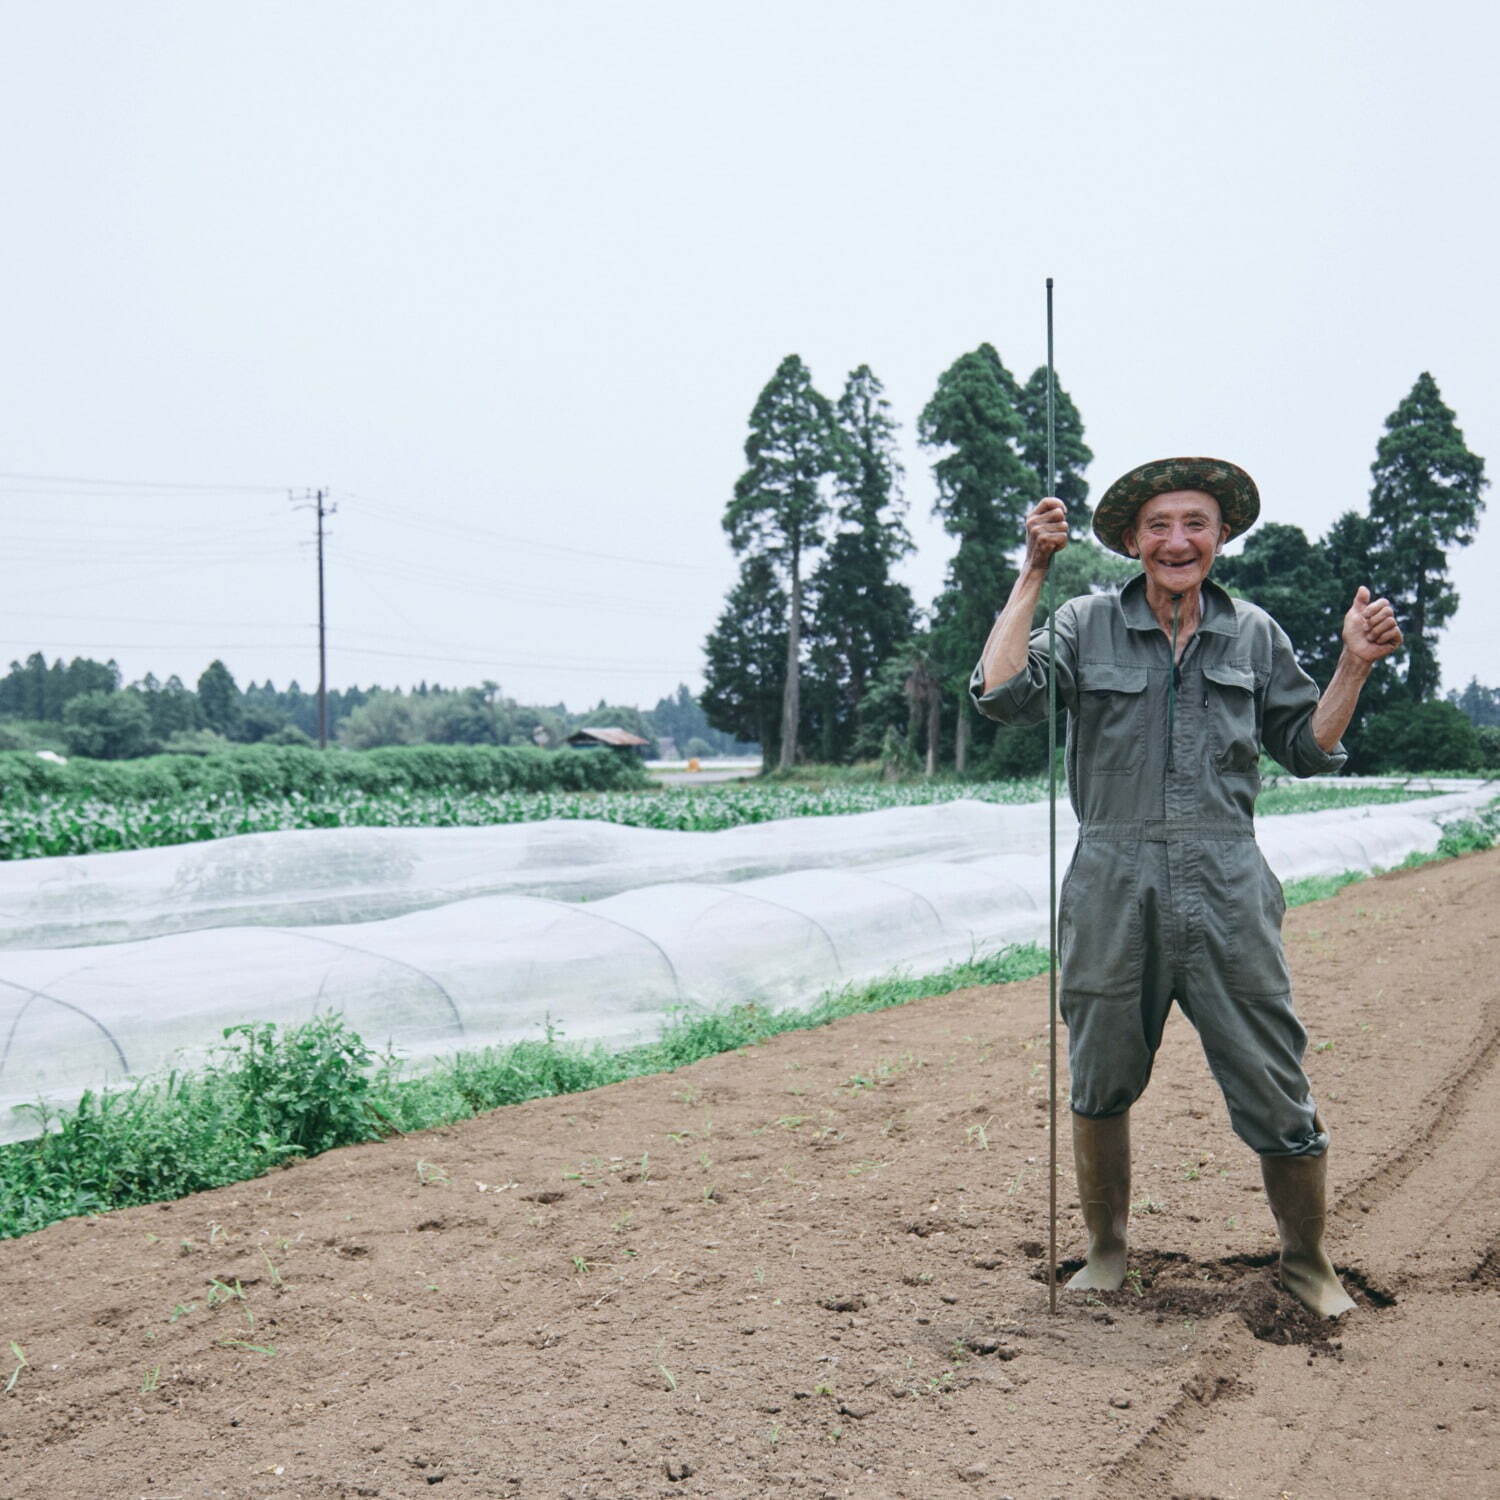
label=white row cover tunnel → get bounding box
[1,783,1492,1143]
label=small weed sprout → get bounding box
[654,1340,677,1392]
[416,1159,450,1187]
[258,1248,284,1287]
[966,1117,993,1151]
[206,1278,246,1307]
[813,1382,835,1397]
[141,1366,161,1393]
[1125,1268,1145,1297]
[169,1302,197,1322]
[4,1343,26,1394]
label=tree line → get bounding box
[705,357,1491,774]
[0,653,747,763]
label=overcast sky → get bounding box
[3,1,1496,712]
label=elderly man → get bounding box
[970,457,1402,1319]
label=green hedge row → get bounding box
[0,743,649,801]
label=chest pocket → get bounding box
[1078,663,1149,775]
[1204,662,1260,774]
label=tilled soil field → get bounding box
[2,850,1498,1500]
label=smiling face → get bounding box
[1122,489,1231,596]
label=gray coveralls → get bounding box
[970,573,1342,1157]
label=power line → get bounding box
[0,639,699,677]
[345,490,717,574]
[26,547,300,595]
[0,470,285,493]
[330,644,700,674]
[336,548,706,620]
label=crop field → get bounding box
[1,846,1497,1497]
[0,775,1452,860]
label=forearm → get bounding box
[976,564,1051,694]
[1311,651,1373,752]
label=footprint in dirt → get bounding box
[1032,1250,1395,1353]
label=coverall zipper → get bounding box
[1167,596,1182,770]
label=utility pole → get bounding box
[316,488,329,748]
[293,488,336,748]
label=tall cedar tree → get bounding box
[1448,678,1500,728]
[722,355,842,769]
[702,553,790,772]
[806,366,916,762]
[196,659,243,738]
[898,633,944,777]
[1367,371,1487,701]
[1018,367,1093,530]
[920,344,1039,771]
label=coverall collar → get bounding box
[1118,572,1239,638]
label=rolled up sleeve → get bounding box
[969,605,1079,725]
[1260,621,1347,777]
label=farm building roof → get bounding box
[565,726,649,748]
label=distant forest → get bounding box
[0,655,750,762]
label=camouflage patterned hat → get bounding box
[1092,456,1260,557]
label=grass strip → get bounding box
[4,796,1494,1242]
[0,945,1047,1241]
[1281,797,1500,909]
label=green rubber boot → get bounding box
[1066,1110,1131,1292]
[1260,1150,1356,1319]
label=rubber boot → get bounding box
[1066,1110,1131,1291]
[1260,1150,1356,1319]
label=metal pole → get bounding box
[1045,278,1060,1315]
[316,489,328,751]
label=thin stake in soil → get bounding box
[1044,276,1060,1316]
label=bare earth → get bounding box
[3,850,1498,1500]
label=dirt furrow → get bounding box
[1329,974,1500,1231]
[1144,851,1500,1499]
[1091,1320,1253,1500]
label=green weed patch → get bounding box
[0,946,1045,1241]
[0,769,1452,861]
